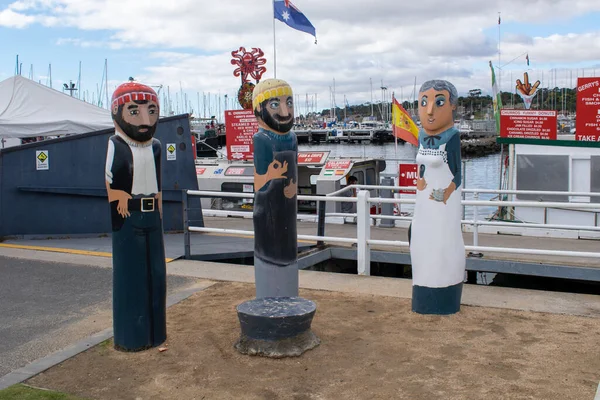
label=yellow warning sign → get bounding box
[166,143,176,161]
[36,150,49,170]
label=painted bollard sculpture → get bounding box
[105,81,167,351]
[409,79,465,315]
[234,78,319,357]
[251,78,299,297]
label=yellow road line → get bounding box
[0,232,317,262]
[0,243,175,263]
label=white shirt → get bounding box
[105,132,159,195]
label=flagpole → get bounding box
[273,0,277,79]
[392,92,398,156]
[498,11,501,92]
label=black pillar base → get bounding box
[234,297,320,358]
[412,282,463,315]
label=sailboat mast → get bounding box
[370,78,374,117]
[104,59,109,109]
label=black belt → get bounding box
[128,197,156,212]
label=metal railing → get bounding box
[182,186,600,275]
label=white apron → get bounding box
[410,143,465,288]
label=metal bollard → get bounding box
[356,190,371,276]
[317,200,326,247]
[379,177,395,228]
[468,191,483,258]
[183,190,191,260]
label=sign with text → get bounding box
[324,160,352,170]
[36,150,49,170]
[500,109,557,140]
[575,77,600,142]
[224,109,258,161]
[298,151,329,165]
[398,163,418,194]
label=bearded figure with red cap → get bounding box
[104,81,167,352]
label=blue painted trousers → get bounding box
[112,210,167,351]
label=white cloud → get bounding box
[2,0,600,112]
[0,7,35,28]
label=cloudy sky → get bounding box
[1,0,600,118]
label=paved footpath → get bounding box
[0,250,205,381]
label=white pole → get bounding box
[273,1,277,79]
[507,143,515,220]
[357,190,371,276]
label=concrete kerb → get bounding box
[0,283,216,391]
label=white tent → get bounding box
[0,75,113,139]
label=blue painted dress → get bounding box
[253,127,298,266]
[410,126,465,313]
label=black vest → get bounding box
[107,135,162,230]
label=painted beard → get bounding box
[260,107,294,134]
[115,118,157,143]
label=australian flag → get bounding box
[274,0,316,40]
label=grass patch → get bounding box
[0,384,88,399]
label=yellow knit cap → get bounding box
[252,78,293,111]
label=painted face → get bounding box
[259,95,294,134]
[113,100,159,142]
[418,88,455,136]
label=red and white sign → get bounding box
[399,163,418,194]
[196,167,206,175]
[298,151,328,165]
[224,109,258,161]
[575,77,600,142]
[324,160,352,170]
[225,167,246,176]
[500,109,557,140]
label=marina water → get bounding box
[298,141,501,220]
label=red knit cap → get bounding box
[111,82,159,109]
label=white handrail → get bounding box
[186,189,600,209]
[184,188,600,275]
[328,184,600,198]
[327,185,600,198]
[372,198,600,209]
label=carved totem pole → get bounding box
[105,81,167,351]
[234,78,320,358]
[409,79,465,315]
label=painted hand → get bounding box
[416,178,427,191]
[116,192,132,218]
[442,182,457,204]
[284,178,297,199]
[268,159,288,180]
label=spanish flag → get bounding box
[391,96,419,147]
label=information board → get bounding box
[324,160,351,170]
[298,151,329,165]
[224,109,258,160]
[398,163,418,194]
[575,77,600,142]
[500,109,557,140]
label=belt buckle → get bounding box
[141,197,155,212]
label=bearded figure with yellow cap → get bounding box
[104,81,167,352]
[251,78,299,298]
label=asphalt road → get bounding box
[0,255,199,378]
